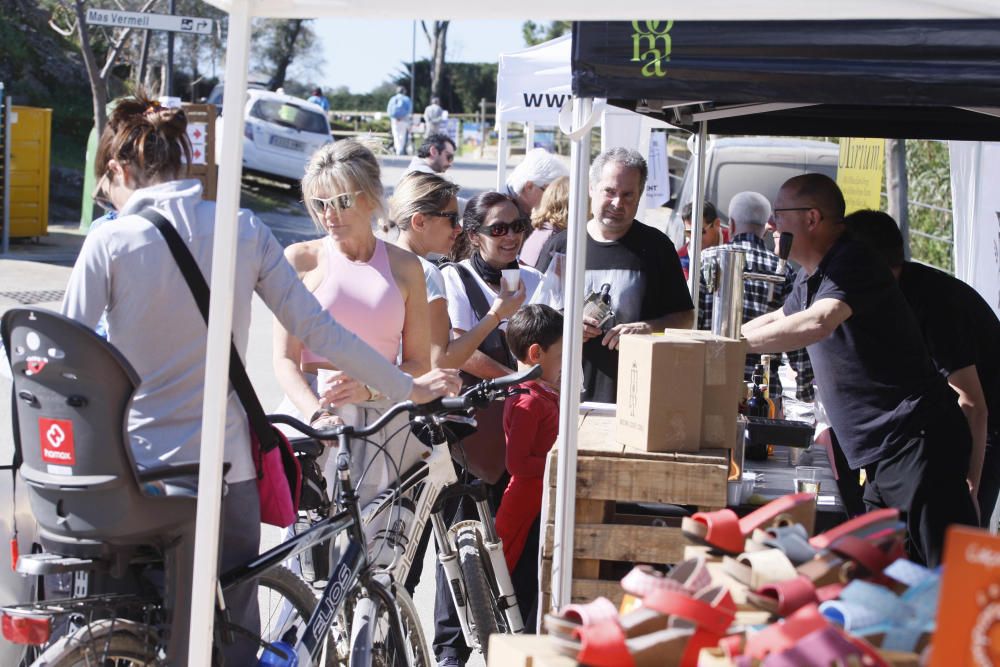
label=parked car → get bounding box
[215,89,332,184]
[659,136,840,248]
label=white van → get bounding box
[661,137,840,246]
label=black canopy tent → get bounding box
[543,19,1000,608]
[571,20,1000,140]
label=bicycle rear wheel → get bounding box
[30,618,160,666]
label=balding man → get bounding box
[741,174,977,566]
[698,191,814,404]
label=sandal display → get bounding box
[681,492,818,556]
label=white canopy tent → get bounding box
[495,34,574,190]
[194,3,1000,663]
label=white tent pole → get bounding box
[552,96,592,612]
[496,122,508,191]
[525,121,535,152]
[687,121,708,322]
[187,2,251,663]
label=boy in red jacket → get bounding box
[495,303,563,630]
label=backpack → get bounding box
[387,94,409,120]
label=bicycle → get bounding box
[1,308,537,665]
[279,369,538,661]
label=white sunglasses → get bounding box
[308,191,363,212]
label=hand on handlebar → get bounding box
[409,368,462,404]
[310,412,345,446]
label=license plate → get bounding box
[269,135,305,152]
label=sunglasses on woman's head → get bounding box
[309,191,362,213]
[479,218,529,237]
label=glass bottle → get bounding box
[583,283,615,331]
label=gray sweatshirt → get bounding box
[62,179,413,482]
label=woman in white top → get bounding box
[441,191,543,380]
[388,172,525,371]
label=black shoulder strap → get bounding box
[448,262,514,369]
[137,208,279,452]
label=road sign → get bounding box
[85,8,213,35]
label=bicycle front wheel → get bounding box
[349,584,430,667]
[30,618,160,666]
[456,525,501,657]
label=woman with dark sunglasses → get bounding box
[432,192,543,664]
[388,173,526,372]
[440,191,543,378]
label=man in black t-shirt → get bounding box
[846,209,1000,530]
[742,174,977,566]
[542,147,694,403]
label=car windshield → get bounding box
[250,100,328,134]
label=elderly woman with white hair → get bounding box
[697,190,815,403]
[504,147,569,218]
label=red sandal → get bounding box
[681,492,817,556]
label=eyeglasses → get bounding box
[429,211,460,228]
[309,191,363,213]
[772,207,816,214]
[479,218,529,237]
[92,172,115,212]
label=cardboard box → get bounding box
[615,334,704,452]
[663,329,746,449]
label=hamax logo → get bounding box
[39,418,76,465]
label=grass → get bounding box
[238,175,306,215]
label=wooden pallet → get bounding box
[539,410,729,613]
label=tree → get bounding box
[48,0,158,135]
[251,18,321,91]
[522,21,571,46]
[420,21,449,102]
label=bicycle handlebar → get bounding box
[268,364,542,445]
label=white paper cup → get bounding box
[501,268,521,293]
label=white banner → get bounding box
[496,35,573,126]
[645,130,670,208]
[949,141,1000,319]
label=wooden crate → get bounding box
[540,411,729,612]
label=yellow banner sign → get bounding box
[836,138,885,214]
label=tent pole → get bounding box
[525,121,535,152]
[187,2,252,664]
[497,122,508,191]
[886,139,911,260]
[687,121,708,325]
[552,96,592,615]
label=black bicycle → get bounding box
[2,310,538,667]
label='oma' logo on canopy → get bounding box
[630,21,674,78]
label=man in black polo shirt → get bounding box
[539,147,694,402]
[742,173,977,566]
[845,209,999,529]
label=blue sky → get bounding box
[311,19,526,94]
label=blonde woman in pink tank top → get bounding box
[273,139,431,508]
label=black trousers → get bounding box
[433,472,508,664]
[829,429,867,519]
[976,430,1000,531]
[510,515,541,633]
[862,403,978,567]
